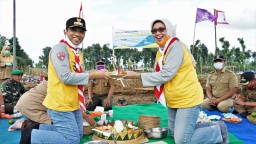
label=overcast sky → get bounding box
[0,0,255,64]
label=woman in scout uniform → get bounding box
[124,19,228,144]
[85,58,116,111]
[234,71,256,118]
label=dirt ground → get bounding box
[111,78,210,105]
[112,79,156,105]
[23,76,241,106]
[110,75,242,105]
[23,79,157,105]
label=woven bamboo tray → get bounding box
[138,115,161,130]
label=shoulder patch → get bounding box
[57,52,66,60]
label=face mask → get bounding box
[213,62,223,70]
[4,50,10,55]
[156,35,170,47]
[96,65,105,70]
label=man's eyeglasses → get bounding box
[151,27,166,34]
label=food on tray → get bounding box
[97,125,113,131]
[108,71,118,75]
[108,71,127,79]
[222,113,242,123]
[222,117,242,123]
[251,112,256,117]
[90,111,104,118]
[114,120,124,133]
[197,111,211,123]
[120,71,127,74]
[92,120,144,141]
[108,71,127,75]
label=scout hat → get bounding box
[66,17,86,31]
[11,69,24,75]
[213,54,225,62]
[240,71,255,85]
[96,58,106,65]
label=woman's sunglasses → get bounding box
[151,27,166,34]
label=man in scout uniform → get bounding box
[85,58,116,111]
[202,54,238,112]
[233,71,256,118]
[1,69,26,114]
[19,17,108,144]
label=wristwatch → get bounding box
[88,96,92,99]
[0,104,5,108]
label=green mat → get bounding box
[80,103,243,144]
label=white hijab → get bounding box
[151,19,196,66]
[151,19,176,37]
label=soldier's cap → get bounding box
[96,58,106,65]
[240,71,255,85]
[11,69,24,75]
[213,54,225,62]
[66,17,86,31]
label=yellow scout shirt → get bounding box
[157,43,203,108]
[43,45,84,112]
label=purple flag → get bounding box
[196,8,216,23]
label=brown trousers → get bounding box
[201,97,234,112]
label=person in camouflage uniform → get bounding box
[1,69,26,114]
[234,71,256,118]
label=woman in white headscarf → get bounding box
[125,19,228,144]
